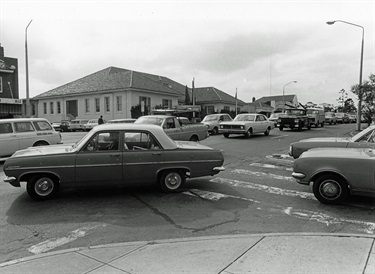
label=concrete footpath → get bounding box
[0,233,374,274]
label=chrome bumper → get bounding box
[4,176,20,187]
[213,166,225,172]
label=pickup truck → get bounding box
[134,115,209,141]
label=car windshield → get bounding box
[234,115,255,121]
[135,117,164,126]
[352,126,375,142]
[203,115,218,122]
[286,109,305,115]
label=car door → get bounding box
[122,131,165,183]
[75,131,123,187]
[14,121,38,149]
[162,117,181,140]
[253,115,263,133]
[0,122,18,157]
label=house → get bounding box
[33,67,184,122]
[243,94,299,116]
[0,44,21,119]
[193,87,245,116]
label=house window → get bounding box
[224,106,230,111]
[0,77,2,93]
[206,106,214,114]
[162,99,172,108]
[105,97,110,112]
[43,103,47,114]
[95,98,100,113]
[139,96,151,114]
[50,102,54,114]
[31,104,36,116]
[57,102,61,114]
[116,96,122,112]
[85,99,90,113]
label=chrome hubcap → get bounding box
[35,178,54,196]
[166,173,181,189]
[320,180,341,200]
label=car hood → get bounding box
[221,121,247,126]
[301,147,374,159]
[299,137,350,143]
[203,121,217,125]
[11,144,75,158]
[175,141,213,150]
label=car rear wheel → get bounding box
[223,133,230,138]
[34,141,49,146]
[279,126,283,131]
[27,175,59,201]
[264,127,271,136]
[159,170,185,193]
[313,174,349,204]
[211,127,218,135]
[189,135,199,142]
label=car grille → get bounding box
[280,118,296,123]
[221,125,242,129]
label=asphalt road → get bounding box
[0,123,374,263]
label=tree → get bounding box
[343,98,356,113]
[184,86,191,105]
[351,73,375,126]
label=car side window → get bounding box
[33,121,52,131]
[163,118,175,129]
[14,122,34,132]
[0,123,13,134]
[84,132,120,151]
[123,131,161,150]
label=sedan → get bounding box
[219,113,274,138]
[292,147,375,204]
[289,125,375,158]
[3,124,225,201]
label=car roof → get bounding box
[0,118,49,123]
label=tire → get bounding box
[34,141,49,146]
[298,123,303,131]
[223,133,230,138]
[321,122,324,127]
[211,127,218,135]
[279,126,283,131]
[27,175,59,201]
[307,123,311,130]
[264,127,270,136]
[313,174,349,204]
[159,170,185,193]
[244,129,252,138]
[189,135,199,142]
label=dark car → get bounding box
[3,123,225,201]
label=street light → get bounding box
[25,19,33,117]
[282,80,297,112]
[327,20,364,131]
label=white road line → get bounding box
[270,135,289,139]
[210,177,315,200]
[28,225,104,254]
[250,163,293,171]
[183,189,260,203]
[232,169,294,182]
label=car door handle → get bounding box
[110,153,120,157]
[152,152,162,155]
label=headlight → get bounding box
[294,119,299,123]
[220,125,223,129]
[241,125,244,129]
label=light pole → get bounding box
[25,19,33,118]
[327,20,364,131]
[282,80,297,112]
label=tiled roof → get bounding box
[194,87,245,105]
[255,94,296,103]
[34,67,182,99]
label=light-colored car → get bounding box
[325,112,337,125]
[289,125,375,159]
[348,114,357,123]
[70,119,89,132]
[83,119,100,131]
[219,113,274,138]
[0,118,62,158]
[202,114,233,135]
[107,118,136,124]
[292,147,375,204]
[268,113,285,127]
[335,112,350,124]
[135,115,208,142]
[3,123,225,201]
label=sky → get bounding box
[1,0,374,106]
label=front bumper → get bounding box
[4,176,20,187]
[219,129,246,134]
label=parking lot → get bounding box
[0,123,374,263]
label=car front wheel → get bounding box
[264,127,270,136]
[313,174,349,204]
[159,170,185,192]
[244,129,252,138]
[27,175,59,201]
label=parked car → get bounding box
[59,121,71,132]
[202,113,233,135]
[335,112,350,124]
[219,113,274,138]
[135,115,208,142]
[348,114,357,123]
[268,113,285,127]
[307,108,325,128]
[325,112,337,125]
[107,118,136,124]
[70,119,89,132]
[292,147,375,204]
[3,123,225,201]
[277,108,311,131]
[0,118,62,158]
[289,125,375,158]
[51,122,61,131]
[83,119,101,131]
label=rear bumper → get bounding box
[213,166,225,174]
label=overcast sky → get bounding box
[1,0,374,106]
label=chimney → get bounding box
[0,44,4,59]
[252,97,255,102]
